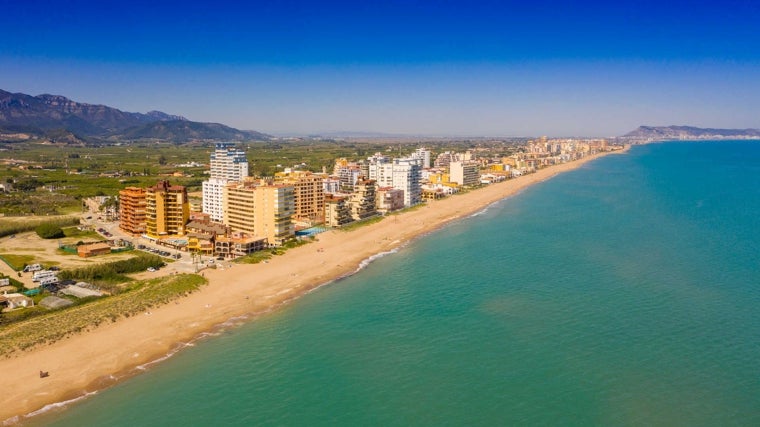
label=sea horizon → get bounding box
[28,141,760,426]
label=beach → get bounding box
[0,149,625,424]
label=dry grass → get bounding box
[0,273,207,357]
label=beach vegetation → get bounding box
[57,253,165,288]
[0,273,207,357]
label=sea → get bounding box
[29,141,760,426]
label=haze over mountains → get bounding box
[625,125,760,139]
[0,89,270,143]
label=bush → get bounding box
[35,223,65,239]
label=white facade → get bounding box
[203,143,249,222]
[449,161,480,186]
[412,147,431,169]
[368,156,422,207]
[202,178,228,222]
[209,142,248,181]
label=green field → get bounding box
[0,139,524,215]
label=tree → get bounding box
[158,155,168,165]
[35,223,65,239]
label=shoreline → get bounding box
[0,148,627,424]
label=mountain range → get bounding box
[624,125,760,139]
[0,89,270,143]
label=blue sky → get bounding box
[2,0,759,136]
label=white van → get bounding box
[33,270,57,282]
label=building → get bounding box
[201,178,227,222]
[412,147,432,169]
[202,143,249,222]
[77,242,112,258]
[324,194,353,227]
[449,161,480,186]
[223,181,295,246]
[146,180,190,238]
[349,179,377,221]
[333,158,363,192]
[209,142,248,181]
[274,171,325,224]
[376,187,405,214]
[185,219,229,255]
[214,232,268,258]
[118,187,147,236]
[368,156,422,207]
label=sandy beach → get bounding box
[0,148,626,424]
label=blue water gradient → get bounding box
[33,142,760,426]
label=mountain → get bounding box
[120,120,270,143]
[624,125,760,139]
[0,89,269,142]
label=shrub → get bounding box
[35,223,65,239]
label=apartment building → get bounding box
[118,186,147,236]
[223,181,295,246]
[349,179,377,221]
[202,142,249,222]
[145,180,190,238]
[324,194,353,227]
[274,170,326,223]
[449,160,480,186]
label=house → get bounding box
[77,242,112,258]
[0,293,34,310]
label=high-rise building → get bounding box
[412,147,432,169]
[145,181,190,238]
[223,181,295,246]
[392,157,422,207]
[449,160,480,186]
[118,187,147,236]
[209,142,248,181]
[349,179,377,221]
[368,157,422,207]
[274,171,326,224]
[203,143,249,222]
[324,194,353,227]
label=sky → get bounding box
[1,0,759,137]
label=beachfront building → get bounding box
[348,179,378,221]
[214,232,268,258]
[118,186,147,236]
[324,194,353,227]
[223,180,295,246]
[274,170,326,224]
[449,160,480,187]
[376,187,405,214]
[202,143,249,222]
[145,181,190,238]
[367,156,422,207]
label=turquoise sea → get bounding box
[31,142,760,426]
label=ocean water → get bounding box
[31,142,760,426]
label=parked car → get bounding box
[147,267,156,272]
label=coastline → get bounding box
[0,148,627,424]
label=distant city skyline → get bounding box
[2,0,759,137]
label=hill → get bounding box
[0,89,269,142]
[119,120,270,142]
[624,125,760,139]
